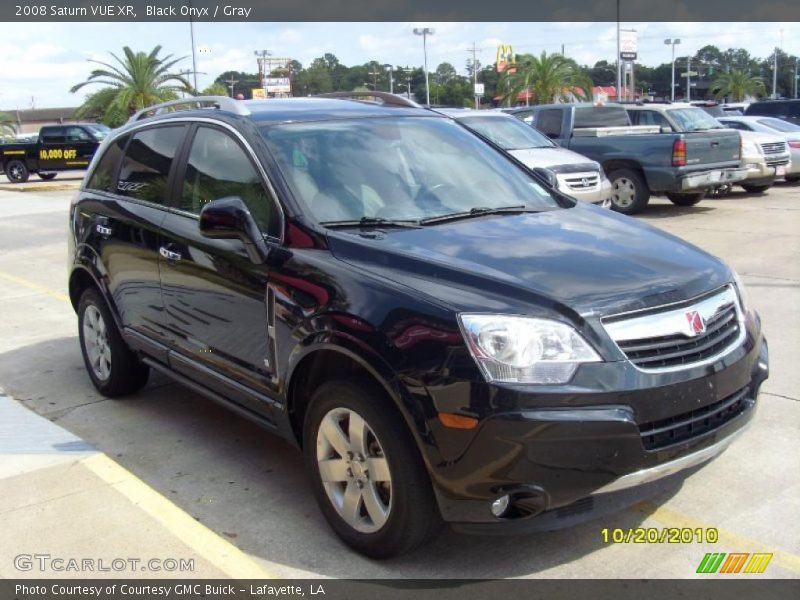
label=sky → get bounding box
[1,21,799,109]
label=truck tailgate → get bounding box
[683,130,740,167]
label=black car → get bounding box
[68,94,768,558]
[745,99,800,125]
[1,123,109,182]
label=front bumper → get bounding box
[680,167,748,190]
[564,176,613,207]
[431,331,768,530]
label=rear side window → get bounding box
[117,126,186,204]
[180,126,280,237]
[574,107,631,128]
[635,110,669,127]
[86,134,129,193]
[40,127,66,143]
[747,103,779,116]
[536,109,563,137]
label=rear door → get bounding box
[83,124,188,357]
[158,123,283,415]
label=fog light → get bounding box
[491,494,510,517]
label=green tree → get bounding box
[202,81,230,96]
[74,87,129,127]
[0,112,16,140]
[70,46,192,118]
[710,69,766,101]
[500,51,593,106]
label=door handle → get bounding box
[159,246,183,262]
[95,223,112,238]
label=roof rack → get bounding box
[314,91,420,108]
[128,96,251,123]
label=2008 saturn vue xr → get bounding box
[68,94,768,558]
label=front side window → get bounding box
[636,111,669,127]
[536,110,563,137]
[260,116,559,224]
[180,126,280,237]
[66,127,92,142]
[117,126,186,204]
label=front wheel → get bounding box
[304,380,440,558]
[5,159,29,183]
[666,192,705,206]
[740,184,771,194]
[78,288,149,397]
[608,168,650,215]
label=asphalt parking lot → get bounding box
[0,183,798,579]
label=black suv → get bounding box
[745,99,800,125]
[69,94,768,558]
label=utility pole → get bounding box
[794,57,798,99]
[773,47,779,99]
[188,0,198,91]
[254,49,272,88]
[368,64,382,90]
[225,77,238,98]
[686,57,691,102]
[468,42,481,109]
[616,0,621,103]
[404,66,413,99]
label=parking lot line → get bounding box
[0,271,70,303]
[83,453,278,580]
[637,501,800,573]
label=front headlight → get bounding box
[743,141,762,156]
[458,314,601,384]
[732,269,749,313]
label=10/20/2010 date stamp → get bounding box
[601,527,719,544]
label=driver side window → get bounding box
[180,126,281,237]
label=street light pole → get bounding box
[686,57,691,102]
[616,0,621,103]
[664,38,681,101]
[795,57,798,99]
[385,64,394,94]
[413,28,435,106]
[772,47,779,99]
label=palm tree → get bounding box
[499,51,593,106]
[710,70,766,102]
[70,46,193,122]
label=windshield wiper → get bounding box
[419,205,540,225]
[321,216,421,229]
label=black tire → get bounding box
[38,172,57,180]
[785,175,800,183]
[740,184,771,194]
[78,288,149,397]
[303,379,440,558]
[666,191,705,206]
[608,168,650,215]
[5,159,29,183]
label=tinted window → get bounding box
[719,120,751,131]
[117,126,185,204]
[86,134,129,193]
[40,127,66,143]
[458,115,554,150]
[574,107,630,128]
[181,126,280,236]
[757,117,800,132]
[536,110,563,137]
[746,102,780,116]
[636,110,669,127]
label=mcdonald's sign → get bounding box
[496,44,516,73]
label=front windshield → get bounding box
[458,115,554,151]
[758,117,800,133]
[668,108,724,132]
[260,116,560,224]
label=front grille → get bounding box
[760,141,787,155]
[766,158,790,167]
[603,286,744,371]
[561,172,600,191]
[639,387,751,451]
[617,304,740,369]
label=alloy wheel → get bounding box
[612,177,636,208]
[82,305,111,381]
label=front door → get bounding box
[158,124,283,416]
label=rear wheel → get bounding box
[666,191,705,206]
[78,288,149,397]
[5,160,29,183]
[304,380,440,558]
[38,172,57,180]
[741,184,771,194]
[608,168,650,215]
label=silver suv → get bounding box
[441,109,612,207]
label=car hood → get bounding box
[327,204,731,318]
[508,147,598,171]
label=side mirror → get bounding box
[199,196,270,264]
[532,167,558,189]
